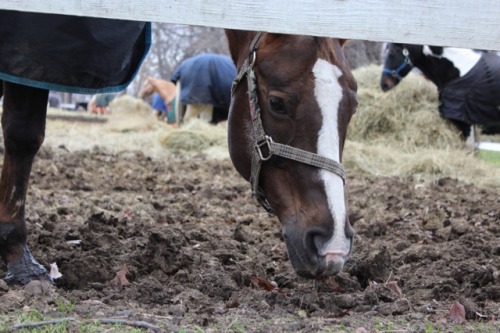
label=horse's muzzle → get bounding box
[380,75,397,92]
[283,223,352,279]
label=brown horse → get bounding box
[138,76,178,121]
[139,76,177,103]
[225,31,357,278]
[0,27,357,284]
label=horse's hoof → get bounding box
[4,247,53,286]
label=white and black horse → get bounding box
[381,43,500,138]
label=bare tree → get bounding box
[129,23,229,97]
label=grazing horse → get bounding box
[381,43,500,138]
[225,31,357,278]
[138,77,177,122]
[170,53,236,125]
[0,11,357,283]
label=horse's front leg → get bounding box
[0,81,50,284]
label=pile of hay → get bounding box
[107,95,157,132]
[348,65,462,150]
[109,95,153,116]
[345,65,500,187]
[159,119,229,160]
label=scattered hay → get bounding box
[345,65,500,187]
[32,66,500,187]
[344,141,500,187]
[42,100,228,160]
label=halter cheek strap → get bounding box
[383,48,413,80]
[232,32,346,213]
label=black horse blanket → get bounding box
[0,10,150,94]
[439,52,500,125]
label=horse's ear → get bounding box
[339,39,349,47]
[429,46,443,56]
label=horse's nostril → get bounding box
[303,230,317,254]
[304,227,330,256]
[381,81,391,92]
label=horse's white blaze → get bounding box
[312,59,350,258]
[423,46,481,77]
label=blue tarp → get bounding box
[152,93,167,113]
[152,92,176,123]
[0,10,151,94]
[170,53,236,111]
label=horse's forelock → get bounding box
[316,38,349,68]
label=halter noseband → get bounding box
[231,32,346,214]
[383,47,413,80]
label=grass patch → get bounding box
[1,311,164,333]
[477,150,500,167]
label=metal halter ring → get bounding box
[255,136,273,161]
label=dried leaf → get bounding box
[49,262,63,280]
[225,293,239,308]
[386,280,403,298]
[449,300,466,324]
[251,275,277,291]
[111,265,130,288]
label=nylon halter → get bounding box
[383,47,413,80]
[231,32,346,214]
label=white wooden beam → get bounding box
[1,0,499,51]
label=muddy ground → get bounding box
[0,111,498,332]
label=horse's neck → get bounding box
[150,79,176,102]
[416,47,481,90]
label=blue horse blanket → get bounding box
[0,10,151,94]
[170,53,236,111]
[439,52,500,125]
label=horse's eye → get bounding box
[269,96,287,115]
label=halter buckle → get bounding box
[255,136,274,161]
[249,50,257,68]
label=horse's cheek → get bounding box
[227,103,252,182]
